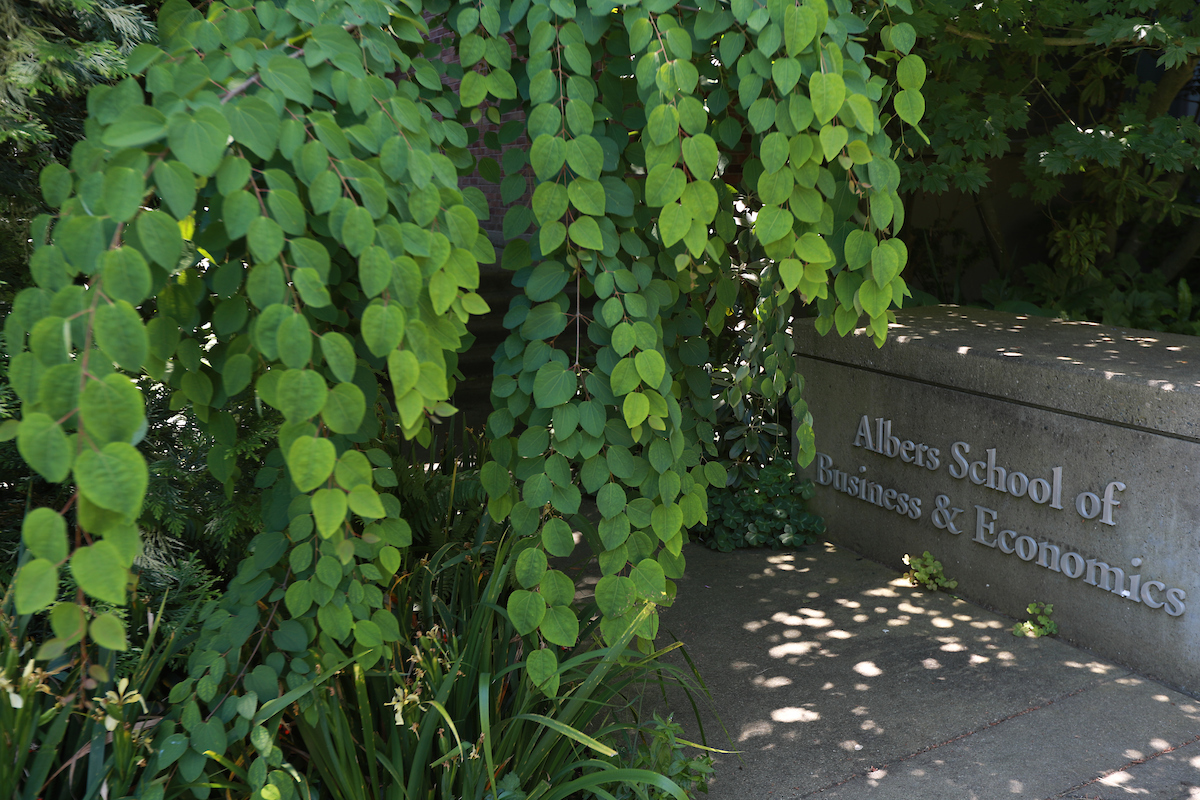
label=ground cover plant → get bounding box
[0,0,919,795]
[698,461,824,551]
[1013,601,1057,638]
[593,712,717,800]
[902,550,956,592]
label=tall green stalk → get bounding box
[1,597,193,800]
[290,531,705,800]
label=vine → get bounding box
[3,0,919,794]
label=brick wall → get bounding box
[421,24,529,427]
[426,23,531,243]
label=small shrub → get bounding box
[698,462,825,552]
[902,551,958,591]
[1013,602,1058,638]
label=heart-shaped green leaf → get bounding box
[526,648,559,696]
[75,442,147,518]
[507,589,547,635]
[15,559,58,614]
[277,369,328,421]
[22,507,68,563]
[819,124,849,162]
[287,436,336,493]
[71,541,128,605]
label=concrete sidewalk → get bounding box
[643,542,1200,800]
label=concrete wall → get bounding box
[794,306,1200,694]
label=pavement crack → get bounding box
[792,675,1117,798]
[1045,732,1200,799]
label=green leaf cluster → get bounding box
[885,0,1200,314]
[4,0,914,794]
[902,550,958,592]
[1013,601,1057,638]
[698,463,824,552]
[484,0,913,664]
[6,0,497,789]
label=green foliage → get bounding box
[697,461,823,552]
[0,331,17,422]
[896,0,1200,195]
[482,0,915,658]
[127,551,219,667]
[1013,601,1057,638]
[291,533,712,800]
[594,713,716,800]
[0,0,155,150]
[391,420,491,552]
[2,0,914,795]
[982,260,1200,336]
[0,597,194,800]
[890,0,1200,314]
[393,458,488,548]
[902,550,957,591]
[8,0,489,641]
[0,0,159,299]
[2,530,218,673]
[137,385,277,574]
[705,266,797,488]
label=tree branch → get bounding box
[944,23,1094,47]
[1147,56,1198,120]
[974,192,1011,277]
[220,74,261,104]
[1109,172,1190,267]
[1160,216,1200,284]
[220,48,305,104]
[943,28,1194,120]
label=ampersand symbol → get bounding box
[931,494,964,534]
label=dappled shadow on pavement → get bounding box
[625,543,1200,799]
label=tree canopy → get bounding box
[894,0,1200,327]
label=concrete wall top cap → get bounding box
[794,305,1200,437]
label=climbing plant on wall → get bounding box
[2,0,918,793]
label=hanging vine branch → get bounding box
[5,0,916,793]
